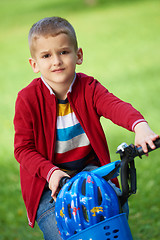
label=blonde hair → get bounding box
[28,17,78,57]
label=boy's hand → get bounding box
[49,170,70,202]
[134,122,159,153]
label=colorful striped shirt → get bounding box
[54,98,96,174]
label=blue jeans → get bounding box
[36,188,62,240]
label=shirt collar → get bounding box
[41,73,76,95]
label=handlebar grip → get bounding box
[120,137,160,204]
[136,138,160,156]
[59,176,71,188]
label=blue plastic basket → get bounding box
[68,213,133,240]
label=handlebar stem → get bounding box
[117,138,160,205]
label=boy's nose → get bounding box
[53,55,62,66]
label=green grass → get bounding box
[0,0,160,239]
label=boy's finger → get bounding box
[142,137,157,153]
[51,191,57,202]
[52,195,57,202]
[145,135,158,150]
[141,142,148,153]
[51,185,58,197]
[148,139,156,149]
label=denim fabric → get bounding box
[36,188,62,240]
[108,180,129,219]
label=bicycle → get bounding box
[55,138,160,240]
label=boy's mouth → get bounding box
[52,68,65,73]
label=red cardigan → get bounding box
[14,73,145,227]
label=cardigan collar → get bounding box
[41,73,76,96]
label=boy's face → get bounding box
[29,33,83,91]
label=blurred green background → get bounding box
[0,0,159,239]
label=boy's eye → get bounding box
[60,51,68,55]
[42,54,51,58]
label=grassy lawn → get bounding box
[0,0,159,239]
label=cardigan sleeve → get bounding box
[91,79,146,131]
[14,94,59,182]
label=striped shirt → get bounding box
[54,98,96,174]
[41,75,98,174]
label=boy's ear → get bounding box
[76,48,83,65]
[29,58,40,73]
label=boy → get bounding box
[14,17,158,239]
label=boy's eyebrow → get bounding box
[58,46,72,51]
[40,46,72,54]
[40,50,50,54]
[39,49,53,56]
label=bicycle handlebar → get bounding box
[50,138,160,204]
[117,138,160,204]
[136,138,160,156]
